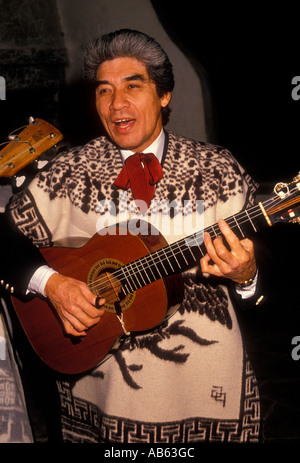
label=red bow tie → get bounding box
[114,153,163,213]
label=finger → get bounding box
[79,298,105,318]
[203,231,231,269]
[75,283,106,318]
[60,314,87,337]
[200,252,223,277]
[203,230,243,277]
[58,291,104,330]
[240,237,255,255]
[218,220,254,261]
[69,303,103,328]
[203,231,217,258]
[95,295,106,309]
[216,220,253,266]
[201,234,227,276]
[218,219,240,250]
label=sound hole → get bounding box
[87,258,135,313]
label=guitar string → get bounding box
[87,188,298,295]
[87,188,299,295]
[263,195,299,214]
[0,124,32,156]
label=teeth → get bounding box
[116,119,130,125]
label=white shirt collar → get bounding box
[119,129,165,164]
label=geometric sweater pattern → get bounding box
[7,131,260,442]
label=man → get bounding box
[2,29,262,443]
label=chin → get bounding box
[114,137,142,151]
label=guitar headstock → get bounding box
[263,173,300,225]
[0,117,63,177]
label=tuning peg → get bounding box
[29,116,35,124]
[274,182,289,199]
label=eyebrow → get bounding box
[124,74,147,82]
[96,73,147,87]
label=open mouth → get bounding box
[114,118,135,130]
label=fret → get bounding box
[155,251,169,275]
[121,282,130,297]
[133,260,151,287]
[144,255,157,281]
[245,209,257,232]
[125,263,140,290]
[194,234,205,258]
[161,247,175,273]
[210,223,219,238]
[197,242,205,258]
[185,231,204,260]
[186,244,197,262]
[119,267,135,294]
[233,214,245,238]
[174,241,189,265]
[142,259,154,285]
[149,252,163,279]
[169,242,182,270]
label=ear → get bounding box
[161,92,172,108]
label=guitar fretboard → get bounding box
[117,202,268,296]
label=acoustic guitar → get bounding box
[11,173,300,375]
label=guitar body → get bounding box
[11,225,184,375]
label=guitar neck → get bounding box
[118,201,268,296]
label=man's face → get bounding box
[95,57,171,152]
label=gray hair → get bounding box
[83,29,175,99]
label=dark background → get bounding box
[0,1,300,443]
[151,2,300,185]
[1,2,300,184]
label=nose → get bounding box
[109,89,129,111]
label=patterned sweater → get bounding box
[7,130,261,443]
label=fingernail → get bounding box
[95,296,105,308]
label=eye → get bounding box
[97,87,111,96]
[128,83,140,90]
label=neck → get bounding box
[119,129,165,163]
